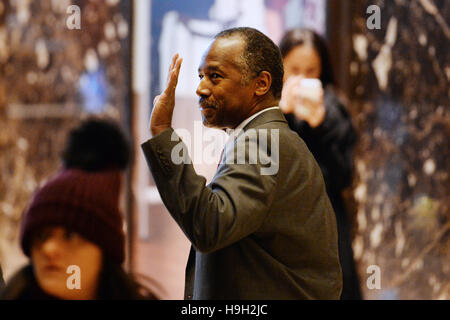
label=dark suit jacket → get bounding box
[141,108,342,299]
[285,87,361,299]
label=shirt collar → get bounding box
[225,106,279,140]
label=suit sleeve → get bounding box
[141,128,277,253]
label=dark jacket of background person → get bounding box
[285,87,361,299]
[0,258,154,300]
[285,86,356,195]
[142,109,342,299]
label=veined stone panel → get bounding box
[348,0,449,299]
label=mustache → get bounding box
[199,98,217,109]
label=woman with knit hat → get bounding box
[1,118,155,300]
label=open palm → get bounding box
[150,53,183,136]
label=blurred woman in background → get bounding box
[0,118,156,300]
[279,29,361,299]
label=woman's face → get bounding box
[31,226,103,300]
[283,44,322,82]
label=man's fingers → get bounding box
[173,57,183,86]
[175,57,183,78]
[153,95,160,105]
[169,53,178,73]
[166,53,179,84]
[165,56,183,93]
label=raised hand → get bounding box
[150,53,183,136]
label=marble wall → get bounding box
[0,0,131,280]
[348,0,449,299]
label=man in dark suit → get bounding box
[141,27,342,299]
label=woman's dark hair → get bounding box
[97,255,158,300]
[279,28,335,87]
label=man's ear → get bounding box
[254,71,272,96]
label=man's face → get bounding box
[197,37,255,129]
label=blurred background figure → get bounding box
[279,28,361,299]
[0,118,156,299]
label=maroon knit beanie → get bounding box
[20,168,125,264]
